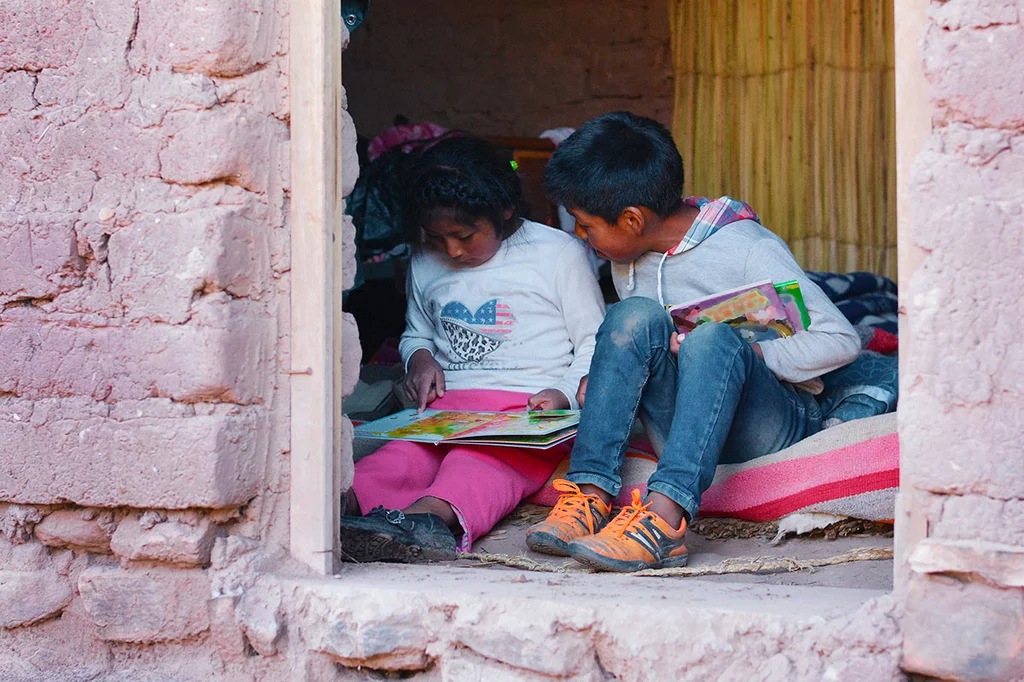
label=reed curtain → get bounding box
[668,0,896,278]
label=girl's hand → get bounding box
[527,388,571,412]
[576,376,588,408]
[669,331,682,355]
[403,349,446,413]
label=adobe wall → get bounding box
[0,0,313,678]
[342,0,674,138]
[899,0,1024,680]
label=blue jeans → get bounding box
[567,297,822,520]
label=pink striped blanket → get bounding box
[527,413,899,522]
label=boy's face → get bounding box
[569,208,646,263]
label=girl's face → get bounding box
[422,216,503,267]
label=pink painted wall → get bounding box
[0,0,301,677]
[899,1,1024,679]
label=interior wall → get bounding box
[343,0,674,139]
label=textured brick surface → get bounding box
[159,107,287,194]
[34,509,114,553]
[111,515,218,567]
[132,0,277,77]
[903,14,1024,503]
[904,574,1024,681]
[0,312,275,404]
[78,566,212,642]
[0,397,264,508]
[0,569,74,629]
[0,0,296,677]
[0,0,288,520]
[924,23,1024,129]
[900,1,1024,679]
[107,207,273,324]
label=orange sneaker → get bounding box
[567,490,688,572]
[526,480,612,556]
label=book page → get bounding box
[451,411,580,440]
[352,409,581,443]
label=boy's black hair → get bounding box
[544,111,684,223]
[405,135,522,242]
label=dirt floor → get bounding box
[451,504,894,590]
[351,421,894,591]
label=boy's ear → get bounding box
[617,207,646,236]
[504,207,514,220]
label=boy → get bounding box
[526,112,860,572]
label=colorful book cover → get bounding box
[352,409,580,449]
[774,280,811,331]
[667,279,796,344]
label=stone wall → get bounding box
[342,0,674,138]
[899,0,1024,680]
[0,0,301,678]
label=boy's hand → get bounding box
[669,331,682,355]
[670,330,764,359]
[403,349,446,413]
[527,388,571,412]
[576,376,588,407]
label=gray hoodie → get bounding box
[613,219,861,385]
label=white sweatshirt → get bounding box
[613,219,861,384]
[400,220,605,409]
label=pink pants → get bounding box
[351,390,568,550]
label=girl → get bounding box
[340,136,606,563]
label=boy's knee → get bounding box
[680,322,746,355]
[602,298,671,340]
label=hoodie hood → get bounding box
[627,195,761,305]
[667,196,761,255]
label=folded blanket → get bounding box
[807,271,898,335]
[528,414,899,523]
[804,270,899,425]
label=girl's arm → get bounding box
[744,238,861,383]
[397,259,438,369]
[551,240,607,409]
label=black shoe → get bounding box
[339,507,457,563]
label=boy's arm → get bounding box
[397,258,439,370]
[551,240,606,409]
[744,239,861,383]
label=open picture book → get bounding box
[353,409,580,449]
[667,279,810,344]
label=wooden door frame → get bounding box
[286,0,929,585]
[289,0,344,574]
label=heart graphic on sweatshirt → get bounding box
[439,299,516,362]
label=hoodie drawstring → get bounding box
[655,251,669,306]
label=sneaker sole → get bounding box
[339,526,456,564]
[525,530,571,557]
[569,544,689,573]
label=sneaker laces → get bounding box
[606,489,654,538]
[549,479,601,534]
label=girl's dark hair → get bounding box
[544,111,684,223]
[404,136,522,243]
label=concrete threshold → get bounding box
[282,564,901,680]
